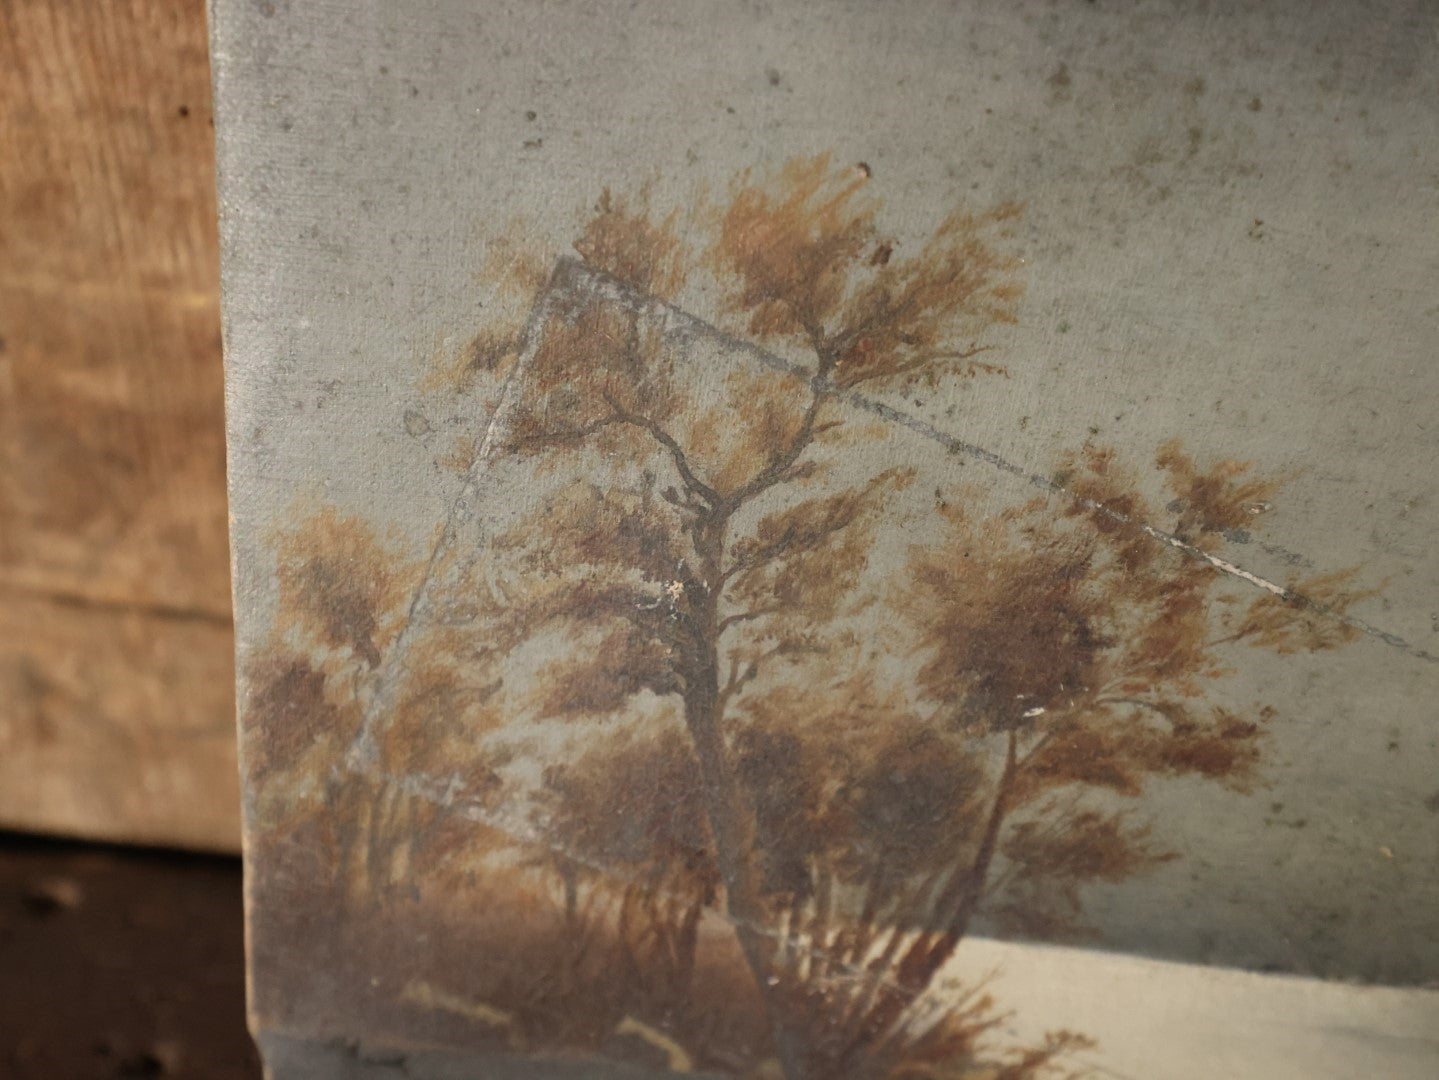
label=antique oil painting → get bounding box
[212,2,1439,1077]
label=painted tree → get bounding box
[534,729,717,1031]
[245,508,508,903]
[259,155,1371,1078]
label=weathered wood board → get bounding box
[0,0,239,850]
[212,1,1439,1076]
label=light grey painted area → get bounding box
[972,937,1439,1080]
[212,0,1439,1061]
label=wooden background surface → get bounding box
[0,0,239,851]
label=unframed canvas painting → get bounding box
[212,2,1439,1077]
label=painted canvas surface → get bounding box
[212,2,1439,1077]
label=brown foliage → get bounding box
[272,506,414,669]
[243,649,359,784]
[257,508,513,900]
[910,521,1111,731]
[729,466,914,622]
[382,642,505,791]
[543,725,716,895]
[713,154,1023,390]
[991,807,1171,939]
[535,623,682,719]
[1154,437,1282,542]
[1219,568,1377,654]
[576,188,689,297]
[425,225,555,392]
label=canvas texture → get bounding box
[211,2,1439,1076]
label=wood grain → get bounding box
[0,596,239,851]
[0,0,239,850]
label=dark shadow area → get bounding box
[0,830,261,1080]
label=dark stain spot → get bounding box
[525,110,537,121]
[22,876,84,916]
[177,105,190,118]
[1184,76,1206,97]
[117,1044,182,1078]
[1425,790,1439,813]
[765,67,782,87]
[1247,96,1263,112]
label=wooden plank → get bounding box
[0,0,238,849]
[0,287,231,616]
[0,596,238,851]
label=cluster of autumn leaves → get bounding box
[244,156,1369,1079]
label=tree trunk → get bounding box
[333,777,415,907]
[682,649,811,1077]
[680,510,813,1080]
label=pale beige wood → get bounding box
[0,0,239,849]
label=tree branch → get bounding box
[600,392,721,507]
[1095,696,1187,727]
[716,642,792,712]
[1206,629,1251,649]
[719,523,803,584]
[979,788,1085,905]
[881,726,1017,1020]
[510,413,625,450]
[723,361,836,510]
[1015,726,1060,771]
[717,606,783,636]
[840,343,1001,389]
